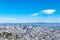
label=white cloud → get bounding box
[32,9,56,16]
[32,13,39,16]
[41,9,56,14]
[0,18,22,23]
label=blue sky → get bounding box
[0,0,60,23]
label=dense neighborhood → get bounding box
[0,23,60,40]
